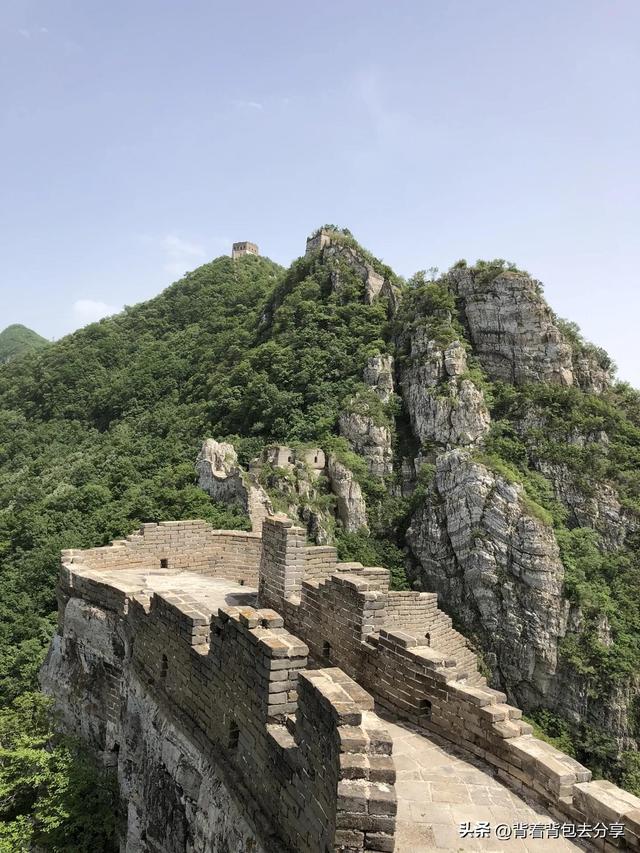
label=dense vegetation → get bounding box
[0,694,118,852]
[0,243,406,844]
[0,256,280,845]
[0,325,49,364]
[1,235,639,845]
[484,381,640,682]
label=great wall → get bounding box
[41,514,640,852]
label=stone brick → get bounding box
[49,512,640,852]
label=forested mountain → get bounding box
[1,229,639,847]
[0,324,49,364]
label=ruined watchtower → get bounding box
[232,241,259,260]
[305,229,333,256]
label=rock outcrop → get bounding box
[338,354,395,478]
[447,267,612,394]
[307,229,399,309]
[573,353,612,395]
[196,439,273,532]
[326,455,368,532]
[401,336,490,447]
[407,450,569,708]
[331,248,384,304]
[338,411,393,478]
[191,249,630,773]
[197,440,371,543]
[448,268,575,387]
[549,665,640,753]
[536,460,632,550]
[363,354,395,403]
[119,680,264,853]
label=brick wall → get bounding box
[384,590,438,627]
[260,517,640,851]
[304,545,338,581]
[258,516,306,608]
[55,557,398,853]
[50,515,640,851]
[62,520,262,586]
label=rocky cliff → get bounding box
[41,598,266,853]
[339,354,395,478]
[293,240,637,783]
[400,336,490,448]
[407,450,569,709]
[394,262,637,782]
[446,265,613,393]
[196,438,273,532]
[11,225,637,841]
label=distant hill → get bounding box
[0,323,49,363]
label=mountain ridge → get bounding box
[0,230,638,843]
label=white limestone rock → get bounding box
[447,267,613,394]
[443,341,467,377]
[536,460,633,550]
[338,354,395,478]
[40,598,126,751]
[363,354,395,403]
[573,354,612,395]
[196,439,244,503]
[196,438,273,533]
[407,450,568,707]
[327,455,368,532]
[316,238,399,309]
[401,338,490,448]
[448,268,575,386]
[259,458,334,544]
[339,411,393,478]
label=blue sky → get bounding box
[2,1,639,382]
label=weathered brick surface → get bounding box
[258,516,639,849]
[53,514,640,851]
[258,516,307,609]
[56,525,397,853]
[305,544,339,581]
[62,520,261,586]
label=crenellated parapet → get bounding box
[46,524,398,853]
[43,515,640,851]
[258,515,640,851]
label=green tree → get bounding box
[0,693,119,851]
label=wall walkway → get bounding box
[44,517,640,853]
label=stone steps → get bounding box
[411,609,485,684]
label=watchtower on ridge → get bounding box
[232,241,259,260]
